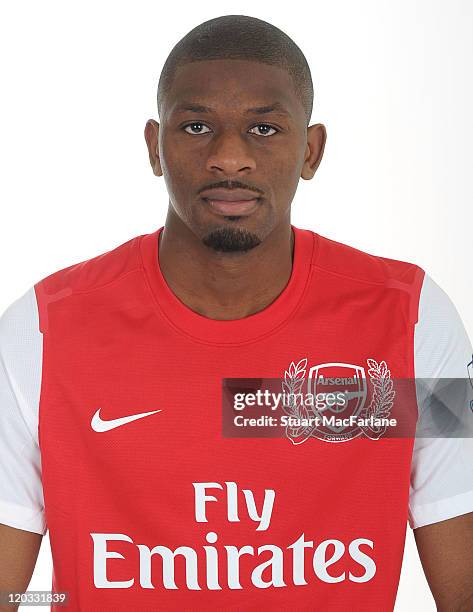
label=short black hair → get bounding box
[157,15,314,125]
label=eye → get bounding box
[183,122,212,135]
[248,124,278,137]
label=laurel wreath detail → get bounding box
[282,358,308,419]
[361,359,395,420]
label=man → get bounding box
[0,14,472,612]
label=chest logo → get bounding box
[282,358,395,445]
[91,408,162,432]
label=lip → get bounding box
[204,198,261,216]
[200,188,262,217]
[200,188,261,201]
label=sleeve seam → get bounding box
[0,499,46,535]
[409,489,473,529]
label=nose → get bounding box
[205,129,256,175]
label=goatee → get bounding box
[202,226,262,253]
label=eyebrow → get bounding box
[174,101,290,116]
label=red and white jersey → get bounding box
[1,225,472,611]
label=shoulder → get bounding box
[31,232,148,332]
[34,232,145,299]
[313,232,424,287]
[309,232,425,325]
[415,273,472,378]
[0,284,39,341]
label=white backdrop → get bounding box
[1,1,472,610]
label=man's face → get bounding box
[146,59,325,252]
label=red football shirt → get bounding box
[1,224,473,611]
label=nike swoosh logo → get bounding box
[91,408,162,432]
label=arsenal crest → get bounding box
[282,358,396,444]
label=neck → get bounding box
[158,209,294,321]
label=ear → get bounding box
[144,119,163,177]
[301,123,327,180]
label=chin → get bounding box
[201,224,262,253]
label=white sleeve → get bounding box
[408,273,473,529]
[0,286,46,535]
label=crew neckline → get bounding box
[139,224,317,345]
